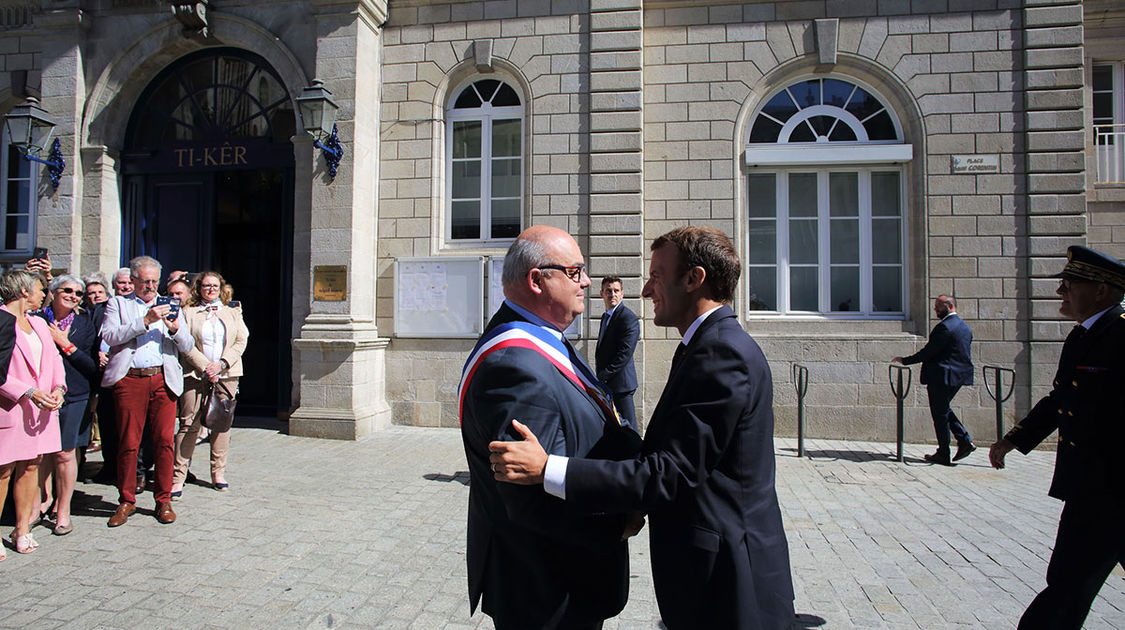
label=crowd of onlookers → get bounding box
[1,253,248,559]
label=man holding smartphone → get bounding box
[100,256,193,526]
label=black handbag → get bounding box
[202,381,237,432]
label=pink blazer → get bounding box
[0,304,64,464]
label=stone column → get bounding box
[1022,0,1086,403]
[587,0,647,424]
[79,146,122,275]
[289,0,391,439]
[35,8,86,273]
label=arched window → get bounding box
[0,125,37,258]
[745,77,911,317]
[446,78,524,242]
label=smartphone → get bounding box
[155,295,181,321]
[227,300,241,309]
[32,246,48,260]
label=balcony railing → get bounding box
[1095,124,1125,185]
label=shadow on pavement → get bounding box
[232,415,287,432]
[791,613,828,628]
[424,472,470,486]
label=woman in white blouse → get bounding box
[171,271,249,497]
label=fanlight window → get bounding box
[749,78,899,145]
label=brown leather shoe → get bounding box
[135,473,145,495]
[155,501,176,524]
[107,503,136,527]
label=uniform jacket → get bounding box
[595,304,639,395]
[179,303,250,380]
[565,305,795,629]
[460,303,639,629]
[32,309,99,399]
[1005,305,1125,504]
[100,294,194,396]
[902,313,974,386]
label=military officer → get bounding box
[989,245,1125,630]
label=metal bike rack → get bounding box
[982,365,1016,442]
[792,363,809,457]
[888,364,912,462]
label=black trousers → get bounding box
[926,383,971,450]
[1018,497,1125,629]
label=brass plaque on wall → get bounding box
[313,265,348,301]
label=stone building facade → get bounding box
[2,0,1121,443]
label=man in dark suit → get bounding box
[893,294,975,465]
[0,308,14,385]
[990,245,1125,630]
[459,225,640,629]
[595,275,639,429]
[490,226,795,629]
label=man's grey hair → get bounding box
[113,267,131,282]
[48,274,84,293]
[83,271,109,289]
[501,236,550,289]
[0,269,41,303]
[129,256,161,278]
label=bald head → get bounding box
[502,225,590,331]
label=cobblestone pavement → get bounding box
[1,425,1122,629]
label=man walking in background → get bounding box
[595,276,639,430]
[893,294,975,465]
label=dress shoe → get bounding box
[923,450,953,466]
[135,474,145,494]
[107,503,136,527]
[953,442,977,462]
[155,501,176,524]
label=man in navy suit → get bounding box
[595,276,639,429]
[990,245,1125,630]
[459,225,640,629]
[489,226,795,629]
[894,294,975,465]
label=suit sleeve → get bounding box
[901,323,949,365]
[1004,395,1060,454]
[0,313,14,387]
[596,310,639,384]
[466,351,625,548]
[220,310,250,370]
[566,341,751,513]
[100,297,148,347]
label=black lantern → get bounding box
[296,79,343,181]
[4,97,65,190]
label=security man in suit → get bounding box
[893,295,976,465]
[459,226,641,629]
[990,245,1125,630]
[595,276,639,429]
[489,226,795,629]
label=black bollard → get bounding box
[792,363,809,457]
[982,365,1015,442]
[889,364,912,462]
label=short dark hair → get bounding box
[652,226,740,304]
[601,275,622,288]
[937,294,956,309]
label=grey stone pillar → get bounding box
[1022,0,1086,403]
[78,145,122,275]
[290,0,391,439]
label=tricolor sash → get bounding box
[458,321,620,427]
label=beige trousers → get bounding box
[173,376,238,485]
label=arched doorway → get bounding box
[121,47,295,417]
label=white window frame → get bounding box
[0,126,38,258]
[747,167,906,318]
[1092,61,1125,185]
[444,78,525,244]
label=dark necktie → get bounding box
[671,342,687,373]
[600,310,612,338]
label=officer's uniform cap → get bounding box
[1053,245,1125,290]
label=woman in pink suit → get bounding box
[0,270,65,557]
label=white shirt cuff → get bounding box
[543,455,568,500]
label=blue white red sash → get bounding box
[458,321,620,426]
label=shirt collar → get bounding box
[681,305,723,346]
[604,303,619,317]
[504,299,564,341]
[1081,304,1115,330]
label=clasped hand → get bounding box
[30,388,64,411]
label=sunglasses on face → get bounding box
[58,287,85,297]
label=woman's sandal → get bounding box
[10,532,38,554]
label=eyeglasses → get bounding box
[136,279,160,286]
[58,287,85,297]
[538,264,587,282]
[201,284,221,290]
